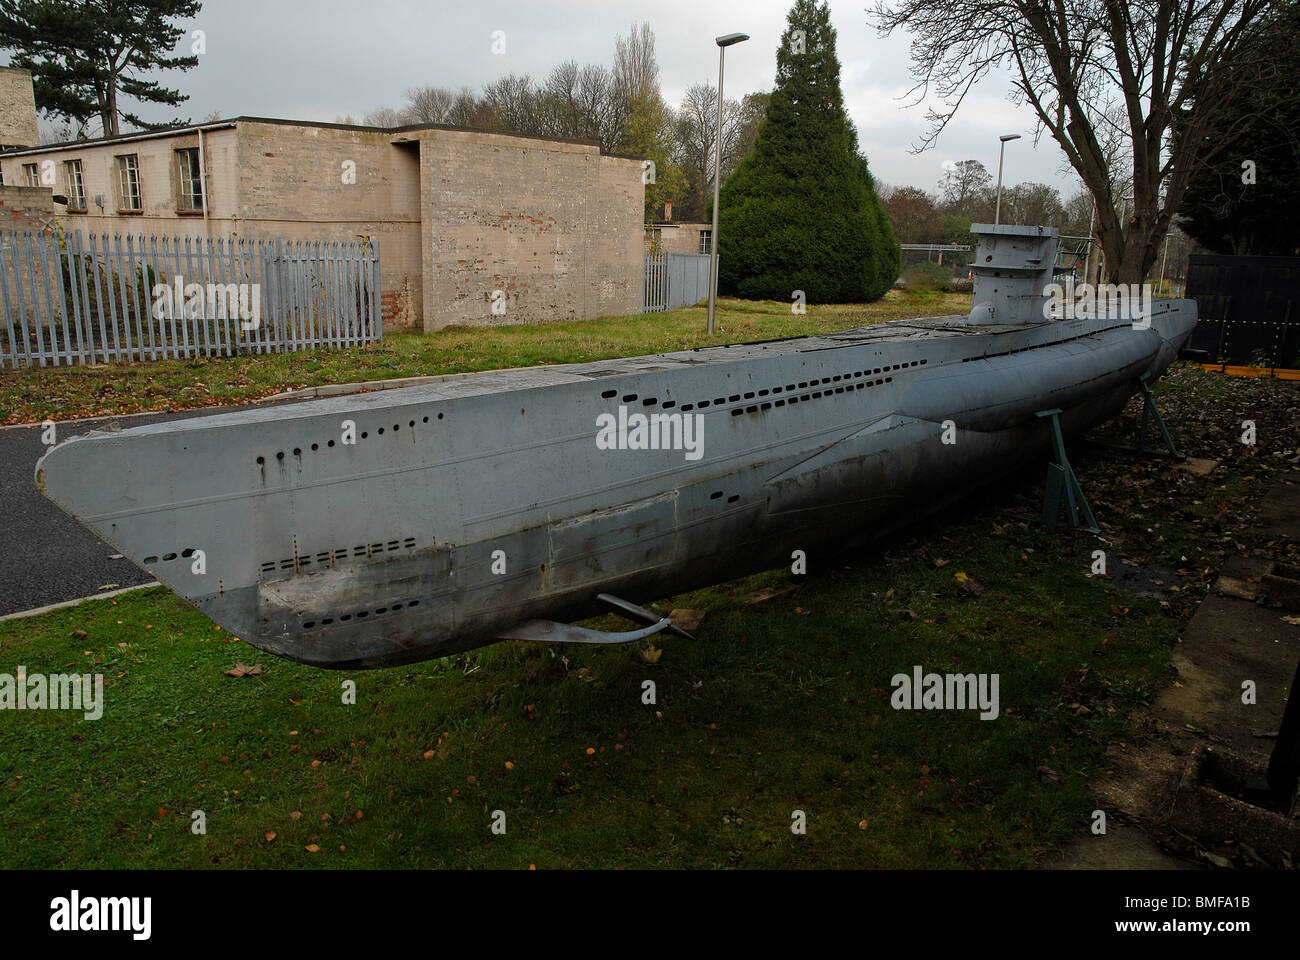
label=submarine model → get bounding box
[35,224,1197,668]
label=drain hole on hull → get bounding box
[261,537,418,574]
[301,598,421,631]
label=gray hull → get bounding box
[35,302,1196,668]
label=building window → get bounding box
[176,147,203,211]
[65,160,86,211]
[698,229,712,255]
[22,163,39,187]
[116,154,142,211]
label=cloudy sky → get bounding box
[28,0,1084,199]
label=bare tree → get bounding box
[404,85,457,125]
[362,106,405,128]
[869,0,1285,282]
[675,83,744,218]
[445,87,489,128]
[731,92,770,170]
[482,73,539,135]
[614,21,658,105]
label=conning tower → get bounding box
[967,223,1059,325]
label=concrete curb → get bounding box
[0,583,162,623]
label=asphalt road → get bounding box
[0,401,291,617]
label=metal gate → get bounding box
[643,252,714,313]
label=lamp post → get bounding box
[707,31,748,336]
[993,134,1021,226]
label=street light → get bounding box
[993,134,1021,226]
[707,31,748,336]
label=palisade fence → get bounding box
[643,252,714,312]
[0,229,382,368]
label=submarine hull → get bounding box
[34,300,1197,669]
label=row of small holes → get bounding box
[601,362,924,412]
[729,377,895,415]
[260,537,417,574]
[142,548,199,566]
[302,598,420,630]
[255,415,445,466]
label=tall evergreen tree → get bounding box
[0,0,202,137]
[717,0,898,302]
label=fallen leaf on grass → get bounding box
[224,663,265,678]
[640,643,662,664]
[669,609,707,631]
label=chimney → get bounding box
[0,67,40,149]
[663,199,674,222]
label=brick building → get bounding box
[644,201,712,256]
[0,83,644,331]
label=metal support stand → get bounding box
[1266,652,1300,814]
[1037,408,1100,534]
[1135,372,1186,460]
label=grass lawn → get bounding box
[0,291,971,425]
[3,296,1297,869]
[0,518,1179,870]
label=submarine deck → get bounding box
[73,312,1141,438]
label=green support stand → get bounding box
[1136,372,1186,461]
[1037,408,1100,534]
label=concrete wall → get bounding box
[0,184,55,230]
[233,122,422,330]
[0,67,39,149]
[417,128,643,330]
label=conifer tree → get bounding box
[717,0,899,302]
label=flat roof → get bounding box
[0,115,639,159]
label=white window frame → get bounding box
[65,159,86,211]
[176,147,203,211]
[22,163,39,188]
[116,154,142,211]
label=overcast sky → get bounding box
[25,0,1084,199]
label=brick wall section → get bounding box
[0,185,55,229]
[417,128,644,330]
[0,67,39,148]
